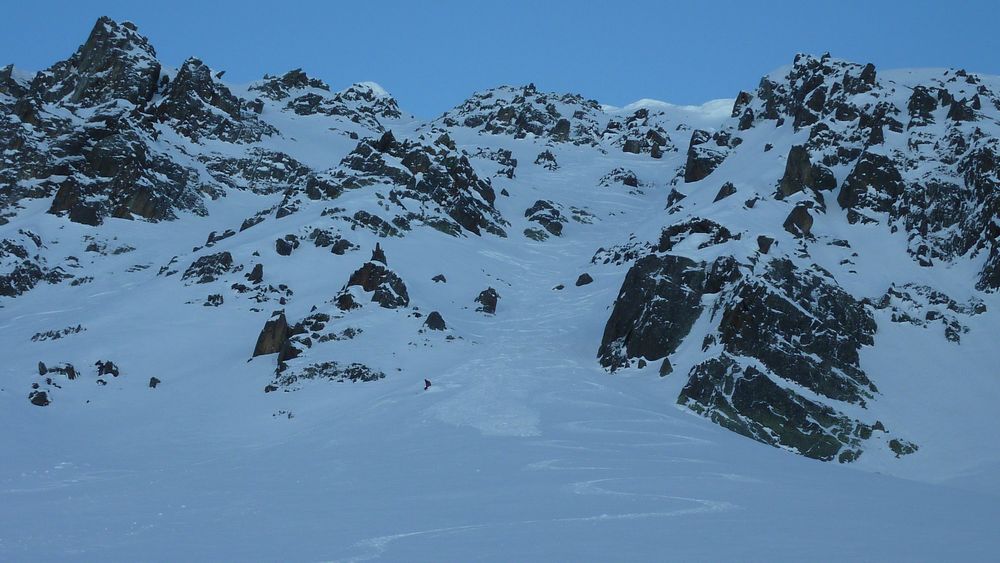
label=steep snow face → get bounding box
[1,20,1000,561]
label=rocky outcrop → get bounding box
[599,254,739,372]
[524,200,566,239]
[599,250,886,460]
[783,205,814,237]
[0,231,71,297]
[678,356,867,462]
[271,361,385,390]
[777,146,835,198]
[181,252,237,284]
[837,152,904,220]
[342,258,409,309]
[683,130,732,182]
[425,311,447,330]
[30,17,160,106]
[439,83,603,145]
[155,57,275,143]
[253,312,290,357]
[475,287,499,314]
[283,132,507,237]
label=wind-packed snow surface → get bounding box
[1,18,999,561]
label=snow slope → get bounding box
[1,19,999,562]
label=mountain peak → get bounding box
[30,16,159,106]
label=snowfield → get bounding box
[2,17,1000,562]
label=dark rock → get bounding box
[889,438,919,457]
[475,287,500,314]
[524,200,566,237]
[837,152,904,219]
[336,293,360,311]
[148,377,160,389]
[432,274,447,283]
[32,17,160,106]
[783,205,814,237]
[345,262,409,309]
[947,99,975,122]
[778,146,813,197]
[271,361,385,388]
[678,355,860,461]
[575,273,594,286]
[599,255,730,371]
[657,218,737,252]
[425,311,447,330]
[95,360,119,377]
[534,150,559,170]
[29,390,50,407]
[253,313,290,357]
[38,361,47,376]
[717,258,877,404]
[907,86,937,126]
[275,235,299,256]
[247,263,263,284]
[182,252,235,284]
[757,235,775,254]
[659,358,673,377]
[683,130,727,183]
[371,243,387,265]
[550,118,571,141]
[714,182,737,202]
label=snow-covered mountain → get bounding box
[2,18,999,560]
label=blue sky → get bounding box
[3,0,998,117]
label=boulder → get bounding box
[714,182,737,202]
[575,273,594,286]
[475,287,499,314]
[28,390,50,407]
[783,205,814,237]
[424,311,447,330]
[247,263,264,284]
[757,235,775,254]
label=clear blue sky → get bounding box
[3,0,998,117]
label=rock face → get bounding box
[599,254,737,371]
[601,251,882,461]
[253,313,290,357]
[777,145,834,197]
[683,130,732,182]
